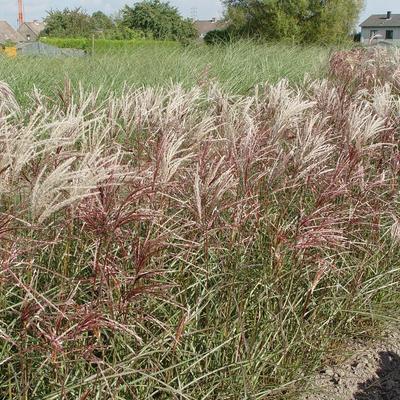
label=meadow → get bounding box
[1,43,400,399]
[0,42,329,101]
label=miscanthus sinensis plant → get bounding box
[1,48,400,399]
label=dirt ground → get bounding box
[303,329,400,400]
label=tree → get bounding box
[204,29,234,45]
[122,0,197,41]
[91,11,115,31]
[43,8,140,39]
[224,0,307,40]
[43,8,93,38]
[223,0,364,43]
[309,0,364,44]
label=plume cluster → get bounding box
[1,48,400,399]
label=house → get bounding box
[0,21,24,44]
[194,18,228,39]
[360,11,400,44]
[18,20,46,42]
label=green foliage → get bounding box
[42,8,146,40]
[40,37,89,50]
[1,42,329,101]
[204,29,234,45]
[43,8,94,38]
[40,37,178,53]
[223,0,364,44]
[43,2,197,42]
[354,32,361,42]
[2,40,16,47]
[104,25,146,40]
[91,11,114,31]
[122,0,197,41]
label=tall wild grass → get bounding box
[1,47,400,399]
[0,42,329,102]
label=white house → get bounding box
[360,11,400,45]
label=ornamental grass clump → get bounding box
[1,48,400,399]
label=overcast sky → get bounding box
[0,0,398,28]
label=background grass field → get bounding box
[0,42,330,102]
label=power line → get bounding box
[190,7,198,21]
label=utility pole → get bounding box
[18,0,25,28]
[190,7,198,22]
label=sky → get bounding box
[0,0,398,28]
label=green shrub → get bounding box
[204,29,233,45]
[103,26,147,40]
[40,37,179,53]
[122,0,197,41]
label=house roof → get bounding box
[0,21,24,43]
[20,21,46,36]
[194,20,228,36]
[360,14,400,28]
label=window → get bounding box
[27,34,31,41]
[370,30,378,37]
[386,30,394,40]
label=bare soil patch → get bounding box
[304,329,400,400]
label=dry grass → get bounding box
[1,48,400,399]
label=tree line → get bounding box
[43,1,197,41]
[220,0,364,44]
[43,0,364,44]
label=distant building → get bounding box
[194,18,228,39]
[360,11,400,45]
[18,20,46,42]
[0,21,24,44]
